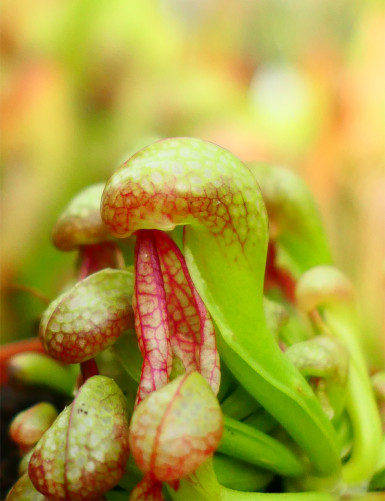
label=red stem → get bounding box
[80,358,99,384]
[264,242,296,303]
[77,242,125,280]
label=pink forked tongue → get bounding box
[153,230,220,394]
[133,230,172,404]
[133,230,220,404]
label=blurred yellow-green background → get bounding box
[1,0,384,367]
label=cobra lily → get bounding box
[296,266,382,486]
[285,336,349,420]
[9,402,58,455]
[39,269,134,364]
[5,137,382,500]
[51,183,123,278]
[101,137,339,477]
[28,375,130,501]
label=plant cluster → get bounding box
[4,138,384,500]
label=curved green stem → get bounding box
[219,416,303,476]
[213,454,274,492]
[221,385,260,420]
[221,490,336,501]
[324,305,382,485]
[217,361,237,402]
[263,296,289,341]
[243,407,278,433]
[334,412,353,460]
[101,138,340,476]
[167,459,337,501]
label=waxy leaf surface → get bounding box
[10,402,58,454]
[52,183,110,251]
[39,269,134,363]
[285,336,348,382]
[6,474,49,501]
[286,336,349,420]
[296,265,354,314]
[29,376,130,500]
[129,372,223,482]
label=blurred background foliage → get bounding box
[0,0,384,368]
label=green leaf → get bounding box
[218,416,304,477]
